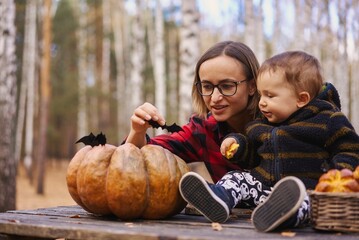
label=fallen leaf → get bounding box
[8,219,20,223]
[281,231,296,237]
[125,222,134,227]
[211,222,223,231]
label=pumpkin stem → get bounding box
[76,132,107,147]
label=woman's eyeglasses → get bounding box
[195,79,247,96]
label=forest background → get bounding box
[0,0,358,211]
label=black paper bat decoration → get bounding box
[147,120,183,133]
[76,132,107,147]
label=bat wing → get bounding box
[147,120,183,133]
[166,123,183,133]
[76,132,107,147]
[76,132,95,145]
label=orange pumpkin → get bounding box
[66,133,189,220]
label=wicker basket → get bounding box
[309,190,359,233]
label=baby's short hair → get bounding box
[258,51,323,99]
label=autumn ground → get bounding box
[16,160,76,210]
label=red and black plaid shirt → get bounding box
[148,114,242,182]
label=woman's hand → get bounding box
[126,102,166,147]
[130,102,166,132]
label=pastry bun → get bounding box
[315,168,359,193]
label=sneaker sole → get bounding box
[251,176,306,232]
[179,172,229,223]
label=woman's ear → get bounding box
[297,91,311,108]
[248,80,256,96]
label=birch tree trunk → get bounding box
[244,1,265,63]
[256,0,265,64]
[154,0,166,134]
[272,0,282,54]
[99,0,111,131]
[23,0,37,180]
[36,0,52,194]
[316,1,328,61]
[335,0,349,116]
[76,0,88,143]
[179,0,200,124]
[0,0,17,211]
[311,1,321,58]
[244,1,255,52]
[130,0,146,113]
[166,3,179,124]
[320,1,335,97]
[350,1,359,131]
[15,0,37,178]
[293,0,306,50]
[110,0,128,141]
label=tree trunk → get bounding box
[179,0,200,124]
[22,0,37,182]
[99,0,111,131]
[165,1,180,124]
[15,0,37,176]
[293,0,306,50]
[244,1,255,52]
[166,22,179,124]
[37,0,52,194]
[272,0,282,54]
[154,0,166,135]
[335,0,349,116]
[256,0,265,64]
[110,0,128,141]
[76,0,89,144]
[349,1,359,131]
[130,0,146,113]
[0,0,17,211]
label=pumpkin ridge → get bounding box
[77,144,116,214]
[106,143,148,219]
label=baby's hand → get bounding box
[221,138,239,159]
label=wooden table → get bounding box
[0,205,357,240]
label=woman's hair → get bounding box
[258,51,323,99]
[192,41,260,118]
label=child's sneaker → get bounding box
[179,172,234,223]
[251,176,306,232]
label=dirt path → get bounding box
[16,160,76,210]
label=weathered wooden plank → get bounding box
[0,206,358,240]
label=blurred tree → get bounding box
[36,0,52,194]
[154,0,166,135]
[0,0,17,211]
[178,0,200,125]
[334,0,350,116]
[271,0,282,54]
[50,0,79,157]
[76,0,89,145]
[129,0,146,114]
[99,0,111,132]
[15,0,37,181]
[349,1,359,130]
[164,3,180,125]
[110,0,128,142]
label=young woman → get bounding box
[126,41,260,183]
